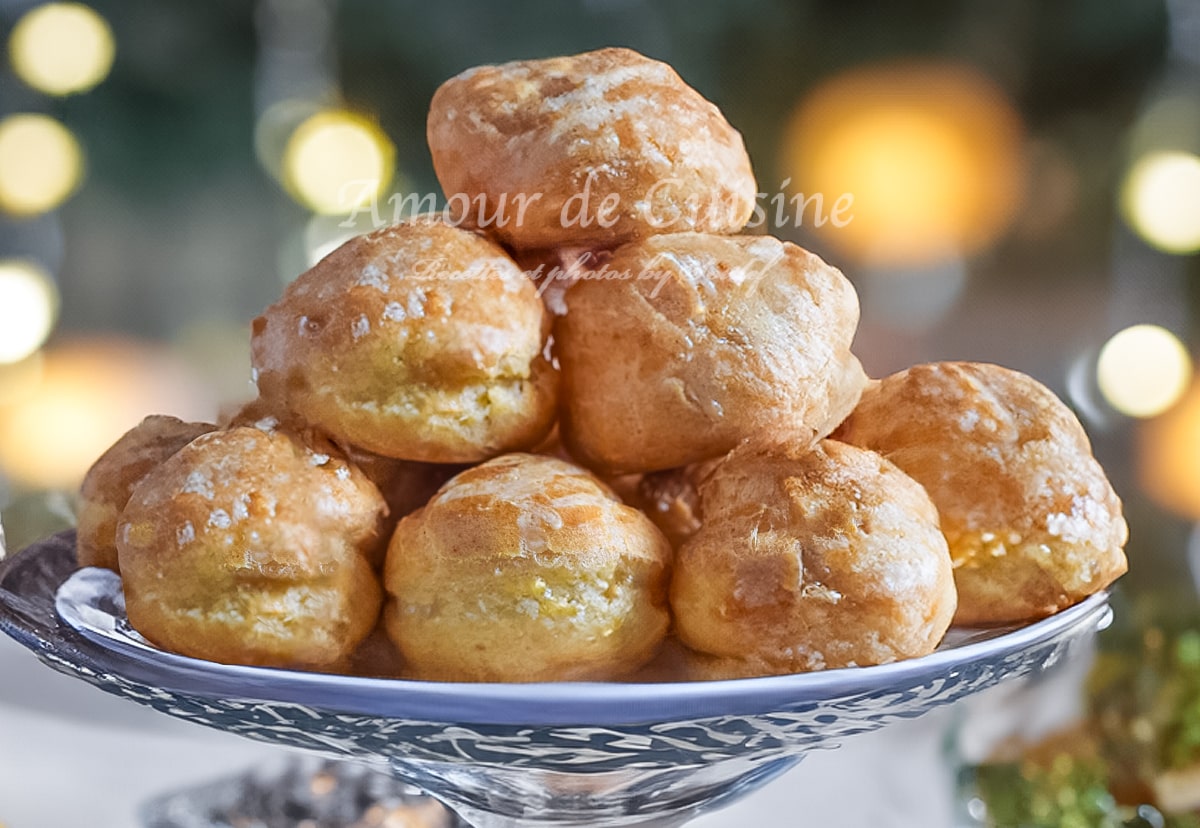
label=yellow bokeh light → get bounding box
[1140,380,1200,519]
[9,3,115,96]
[0,114,85,216]
[254,98,321,182]
[282,110,394,215]
[0,352,45,407]
[782,62,1025,267]
[0,339,215,490]
[1120,151,1200,255]
[1097,324,1192,418]
[0,260,59,364]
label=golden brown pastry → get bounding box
[219,394,296,431]
[513,246,609,317]
[339,446,464,528]
[346,623,407,679]
[76,415,216,572]
[631,466,705,550]
[556,233,867,473]
[671,440,957,676]
[117,425,387,670]
[224,395,462,524]
[835,362,1128,625]
[427,47,757,250]
[250,218,557,463]
[383,453,673,682]
[524,423,651,511]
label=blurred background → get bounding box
[2,0,1200,825]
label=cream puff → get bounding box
[835,361,1128,624]
[117,425,387,670]
[427,47,757,250]
[556,232,867,473]
[76,415,216,572]
[250,218,557,463]
[671,440,957,676]
[384,453,672,681]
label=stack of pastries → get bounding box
[75,48,1128,682]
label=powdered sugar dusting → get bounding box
[182,470,214,500]
[1046,495,1107,544]
[176,521,195,547]
[315,486,351,517]
[351,315,370,340]
[382,302,407,322]
[358,262,388,290]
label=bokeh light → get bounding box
[0,260,59,364]
[1120,151,1200,255]
[8,3,115,96]
[254,98,321,182]
[1097,324,1192,418]
[304,212,377,267]
[782,61,1025,267]
[1140,380,1200,519]
[1126,92,1200,168]
[0,353,45,408]
[0,339,214,490]
[282,109,394,215]
[0,114,84,216]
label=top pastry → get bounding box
[427,47,758,250]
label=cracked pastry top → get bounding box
[427,47,757,250]
[556,232,867,474]
[671,439,957,678]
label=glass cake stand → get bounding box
[0,531,1113,827]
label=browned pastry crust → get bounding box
[117,425,387,670]
[346,623,407,679]
[527,422,575,462]
[529,424,649,512]
[834,362,1128,625]
[76,415,216,572]
[220,394,299,431]
[512,246,612,318]
[556,233,867,473]
[383,453,673,682]
[338,446,465,529]
[225,395,463,525]
[670,440,957,675]
[631,466,705,550]
[250,218,557,463]
[427,47,757,250]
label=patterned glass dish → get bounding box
[0,531,1113,827]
